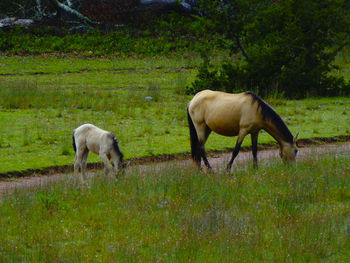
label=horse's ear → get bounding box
[294,132,299,145]
[294,132,299,140]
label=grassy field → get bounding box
[0,54,350,173]
[0,152,349,262]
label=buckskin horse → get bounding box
[72,123,125,182]
[187,90,298,170]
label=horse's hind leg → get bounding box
[200,127,212,169]
[74,155,79,175]
[197,125,212,169]
[81,149,89,180]
[74,149,86,183]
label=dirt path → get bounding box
[1,142,349,196]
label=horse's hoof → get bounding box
[206,166,213,173]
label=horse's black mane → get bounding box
[245,91,294,144]
[108,132,124,161]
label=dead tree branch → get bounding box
[48,0,97,26]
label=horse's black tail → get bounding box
[187,107,201,165]
[111,133,125,167]
[72,130,77,153]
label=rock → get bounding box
[0,17,34,28]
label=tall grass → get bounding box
[0,80,182,118]
[0,80,122,112]
[0,153,349,262]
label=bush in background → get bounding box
[189,0,350,98]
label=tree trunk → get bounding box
[48,0,97,26]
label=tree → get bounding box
[189,0,350,98]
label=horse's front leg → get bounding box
[251,132,259,169]
[99,152,114,176]
[227,130,248,171]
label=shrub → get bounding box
[190,0,350,98]
[0,26,205,56]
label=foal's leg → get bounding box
[251,132,259,168]
[74,148,86,184]
[81,149,89,180]
[74,154,79,175]
[227,130,248,170]
[99,151,114,176]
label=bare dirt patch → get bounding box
[1,141,349,196]
[2,135,349,179]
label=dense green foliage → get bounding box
[1,153,350,261]
[189,0,350,98]
[0,26,202,56]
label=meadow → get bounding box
[0,151,349,262]
[0,54,350,173]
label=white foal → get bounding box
[72,123,125,182]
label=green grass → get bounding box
[0,152,349,262]
[0,55,350,173]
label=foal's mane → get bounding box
[108,132,124,160]
[245,91,294,144]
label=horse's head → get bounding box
[280,133,299,163]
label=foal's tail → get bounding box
[111,133,125,167]
[187,107,201,165]
[72,130,77,153]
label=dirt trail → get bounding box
[1,143,349,196]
